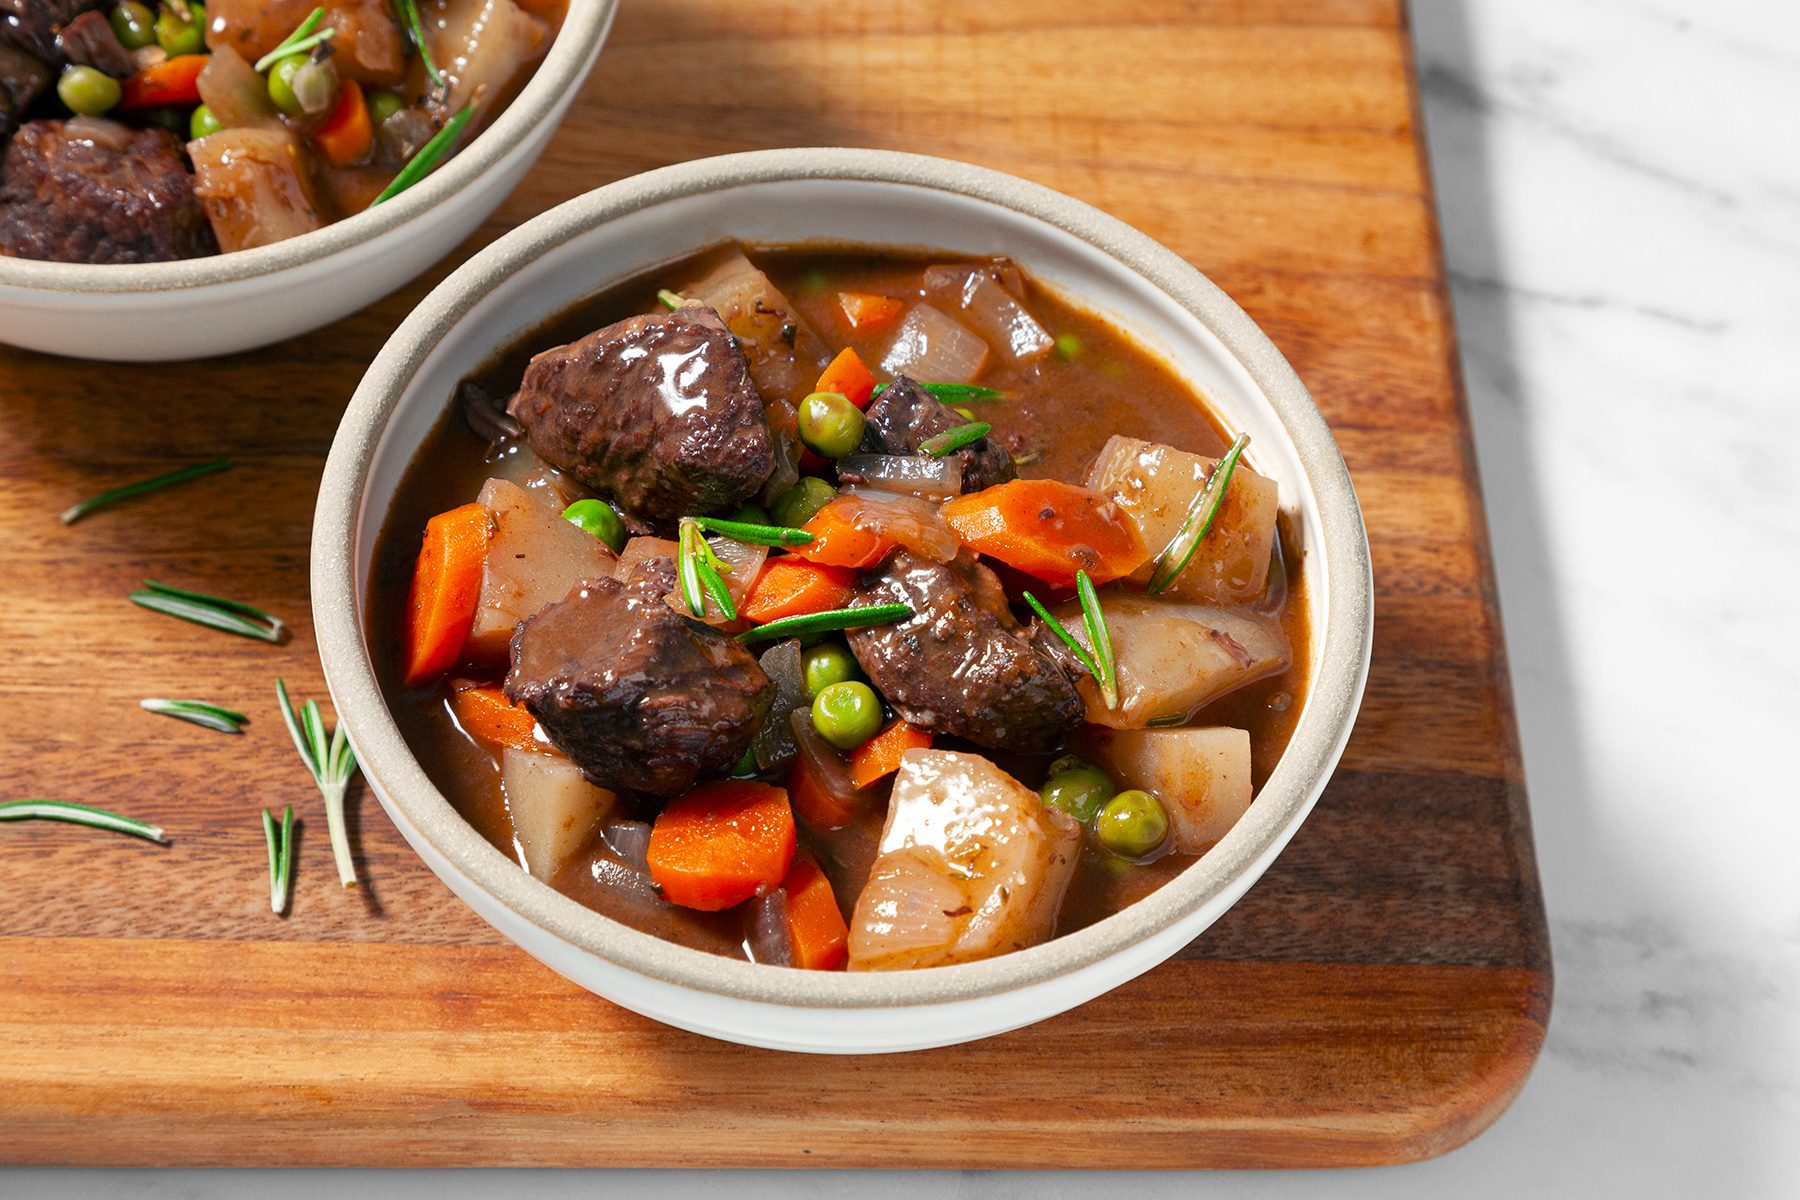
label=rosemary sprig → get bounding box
[872,382,1003,404]
[263,806,296,915]
[60,458,232,525]
[677,520,737,620]
[277,680,360,888]
[738,602,912,643]
[129,580,288,644]
[1146,432,1250,595]
[253,8,335,72]
[1023,570,1118,709]
[657,289,686,310]
[688,515,813,546]
[0,798,167,844]
[371,103,472,206]
[920,421,992,458]
[140,698,248,735]
[392,0,444,87]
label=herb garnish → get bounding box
[371,103,473,206]
[688,515,813,546]
[392,0,444,87]
[277,681,360,888]
[1023,569,1118,709]
[1146,432,1249,595]
[677,519,736,621]
[657,289,686,310]
[129,580,288,644]
[140,698,248,735]
[254,8,335,73]
[0,798,167,844]
[263,806,296,915]
[871,382,1002,404]
[60,458,232,525]
[920,421,992,458]
[738,602,913,643]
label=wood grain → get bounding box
[0,0,1550,1167]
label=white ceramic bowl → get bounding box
[314,148,1373,1053]
[0,0,617,362]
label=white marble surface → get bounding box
[9,0,1799,1195]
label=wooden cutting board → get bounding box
[0,0,1549,1168]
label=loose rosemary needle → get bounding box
[128,580,288,644]
[277,680,360,888]
[140,698,249,735]
[263,806,296,915]
[60,459,232,525]
[0,799,167,844]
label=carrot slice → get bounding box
[790,500,896,569]
[782,850,849,971]
[119,54,208,111]
[848,720,932,789]
[815,346,878,410]
[647,781,797,911]
[312,79,372,168]
[402,503,490,686]
[940,479,1149,588]
[742,558,858,623]
[836,292,906,336]
[448,681,540,753]
[787,745,861,831]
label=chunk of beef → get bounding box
[0,42,50,144]
[0,119,218,263]
[507,306,776,527]
[846,552,1083,754]
[860,376,1015,494]
[1,0,103,62]
[505,557,775,799]
[56,10,133,76]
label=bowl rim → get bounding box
[0,0,618,296]
[314,147,1373,1010]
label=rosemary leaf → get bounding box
[61,458,232,525]
[253,27,335,73]
[1074,569,1118,710]
[920,421,992,458]
[263,806,296,915]
[738,602,912,644]
[871,382,1003,403]
[277,680,360,887]
[0,798,167,844]
[140,698,248,735]
[1022,590,1101,683]
[129,582,288,644]
[688,515,813,546]
[657,289,686,310]
[392,0,443,87]
[677,521,708,618]
[1146,432,1251,596]
[371,103,472,206]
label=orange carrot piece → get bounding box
[781,850,849,971]
[815,346,878,410]
[447,680,540,753]
[312,79,373,168]
[402,503,490,686]
[848,720,932,789]
[790,500,896,569]
[742,558,858,623]
[119,54,208,112]
[940,479,1149,588]
[787,747,861,831]
[647,781,797,911]
[836,292,906,336]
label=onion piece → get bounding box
[836,453,964,499]
[923,266,1053,362]
[789,708,873,829]
[880,303,990,384]
[834,487,960,563]
[195,45,284,132]
[601,820,653,872]
[745,890,793,966]
[751,639,808,771]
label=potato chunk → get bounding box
[848,750,1080,971]
[465,477,617,662]
[1080,727,1253,853]
[1085,435,1279,605]
[426,0,548,126]
[501,747,617,881]
[188,129,325,252]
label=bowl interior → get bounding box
[329,155,1368,1010]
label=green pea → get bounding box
[769,477,835,529]
[797,390,865,460]
[154,1,205,55]
[57,65,121,116]
[811,681,881,751]
[189,103,223,140]
[1095,789,1169,859]
[728,503,771,526]
[365,88,407,126]
[802,642,860,698]
[1040,766,1116,824]
[734,746,759,777]
[561,499,627,553]
[109,1,157,49]
[1054,332,1083,360]
[267,57,304,116]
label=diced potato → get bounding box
[614,534,768,625]
[880,303,990,384]
[1085,436,1280,605]
[848,750,1080,971]
[1080,727,1253,854]
[466,477,617,661]
[1045,593,1289,729]
[427,0,549,125]
[189,128,325,252]
[501,747,617,881]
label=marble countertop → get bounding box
[10,0,1796,1195]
